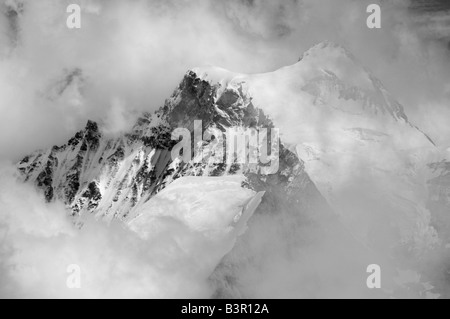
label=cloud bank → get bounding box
[0,0,449,298]
[0,0,449,160]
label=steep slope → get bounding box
[16,41,446,298]
[194,42,444,298]
[192,42,440,251]
[17,69,318,228]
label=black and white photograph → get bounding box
[0,0,450,302]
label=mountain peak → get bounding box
[16,41,435,226]
[192,42,411,127]
[17,68,305,223]
[85,120,99,133]
[298,41,356,62]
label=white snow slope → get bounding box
[194,42,450,298]
[9,41,450,299]
[194,41,442,252]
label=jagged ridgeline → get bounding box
[17,71,316,222]
[14,41,450,298]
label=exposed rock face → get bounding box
[16,41,449,298]
[17,70,322,226]
[15,65,365,297]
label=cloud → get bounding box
[0,165,256,298]
[0,0,449,161]
[0,0,449,298]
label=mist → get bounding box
[0,0,449,160]
[0,0,449,298]
[0,164,253,298]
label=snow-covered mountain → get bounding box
[193,42,444,248]
[193,42,447,298]
[16,41,450,298]
[16,66,316,227]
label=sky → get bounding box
[0,0,450,299]
[0,0,449,161]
